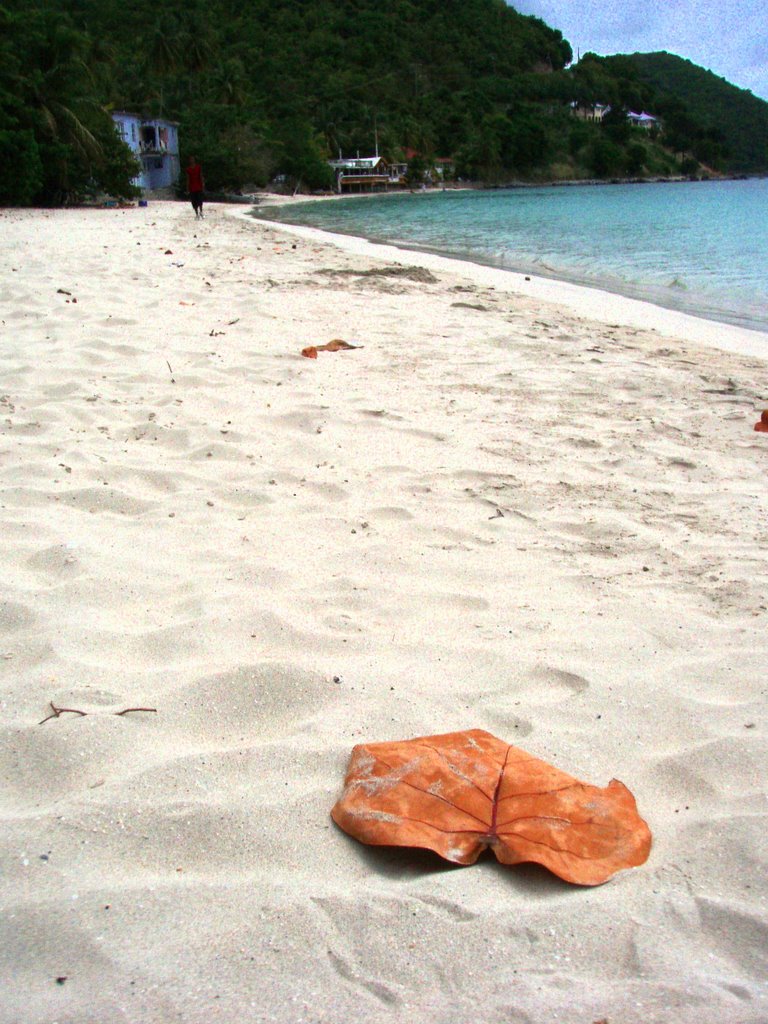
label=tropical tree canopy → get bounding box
[1,0,766,204]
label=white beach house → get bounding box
[112,112,180,191]
[328,155,390,192]
[571,102,612,123]
[627,111,660,130]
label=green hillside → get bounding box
[2,0,574,195]
[601,52,768,173]
[1,0,766,204]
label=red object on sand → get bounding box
[754,410,768,432]
[301,340,360,359]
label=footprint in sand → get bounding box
[518,665,590,705]
[0,600,35,634]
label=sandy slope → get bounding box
[0,201,766,1024]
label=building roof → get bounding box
[329,156,385,170]
[111,111,180,126]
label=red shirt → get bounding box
[186,164,203,191]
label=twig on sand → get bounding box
[166,359,175,383]
[38,702,157,725]
[38,703,87,724]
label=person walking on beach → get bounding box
[185,156,204,219]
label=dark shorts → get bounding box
[190,191,204,211]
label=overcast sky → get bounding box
[510,0,768,100]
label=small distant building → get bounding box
[112,111,180,191]
[401,149,455,183]
[627,111,659,130]
[432,157,455,180]
[571,102,611,122]
[328,155,390,192]
[328,152,454,192]
[388,161,409,185]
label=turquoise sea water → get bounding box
[257,178,768,334]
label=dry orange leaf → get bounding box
[754,410,768,433]
[331,729,651,886]
[301,339,361,359]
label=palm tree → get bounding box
[180,16,217,77]
[211,59,249,108]
[147,17,182,115]
[26,16,104,196]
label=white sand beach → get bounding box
[1,200,766,1024]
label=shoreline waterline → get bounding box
[251,180,768,342]
[238,202,768,361]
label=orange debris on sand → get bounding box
[301,339,361,359]
[332,728,652,886]
[754,410,768,433]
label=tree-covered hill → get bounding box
[1,0,766,204]
[600,52,768,173]
[34,0,576,189]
